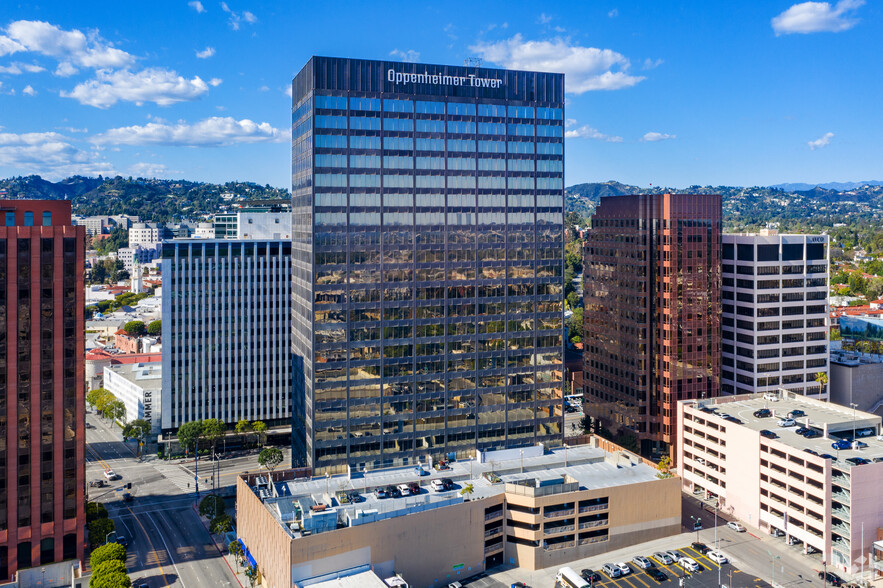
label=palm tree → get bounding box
[815,372,829,399]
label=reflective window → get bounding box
[478,158,505,171]
[383,155,413,169]
[447,139,475,152]
[508,141,535,154]
[478,140,505,153]
[350,136,381,150]
[415,100,445,114]
[416,138,445,151]
[24,211,34,226]
[384,118,413,132]
[383,137,413,150]
[416,120,444,133]
[384,98,413,112]
[315,154,346,168]
[315,134,347,148]
[448,102,476,116]
[5,212,13,226]
[315,115,347,129]
[350,116,381,130]
[42,211,52,226]
[478,104,506,117]
[537,142,563,155]
[508,105,534,118]
[315,95,347,109]
[416,156,444,169]
[349,155,381,168]
[536,124,563,138]
[536,107,563,120]
[350,97,381,111]
[447,121,475,134]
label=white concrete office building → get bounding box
[160,239,292,431]
[721,232,829,398]
[103,361,163,434]
[129,222,165,246]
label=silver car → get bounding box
[654,552,675,565]
[632,556,653,569]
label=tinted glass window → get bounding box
[757,244,778,262]
[737,243,754,261]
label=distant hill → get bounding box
[771,181,883,192]
[0,175,289,222]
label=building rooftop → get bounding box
[104,361,162,389]
[690,391,883,468]
[247,444,659,539]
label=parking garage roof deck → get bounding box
[248,444,662,537]
[688,391,883,467]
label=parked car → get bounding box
[853,440,868,449]
[707,550,728,564]
[632,556,653,569]
[763,392,779,402]
[856,428,874,438]
[771,527,785,537]
[581,569,601,583]
[615,562,631,575]
[374,487,389,499]
[727,521,746,532]
[653,552,675,565]
[691,542,710,554]
[347,491,363,503]
[760,430,778,439]
[116,537,128,548]
[724,415,743,424]
[678,557,700,572]
[407,482,421,495]
[447,582,463,588]
[753,408,772,418]
[819,571,843,586]
[788,409,806,418]
[803,449,819,456]
[648,568,667,582]
[803,430,821,439]
[787,536,802,546]
[123,492,133,502]
[441,478,454,490]
[832,439,852,450]
[846,457,870,466]
[104,469,116,480]
[795,426,811,436]
[664,550,682,562]
[602,563,621,578]
[819,453,837,461]
[385,485,402,498]
[777,418,796,427]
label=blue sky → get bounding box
[0,0,879,189]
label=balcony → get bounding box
[832,523,851,536]
[579,504,608,514]
[832,491,851,505]
[544,539,576,551]
[485,509,503,522]
[544,524,575,535]
[484,543,504,555]
[484,527,503,539]
[578,535,609,546]
[832,506,850,520]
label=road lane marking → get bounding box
[124,505,172,587]
[149,510,188,587]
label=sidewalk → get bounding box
[192,504,247,588]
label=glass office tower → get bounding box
[291,57,565,473]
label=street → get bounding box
[86,413,245,588]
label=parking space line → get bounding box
[684,547,721,569]
[630,572,651,587]
[618,575,644,588]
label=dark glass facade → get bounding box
[292,57,565,473]
[0,200,85,581]
[583,194,721,457]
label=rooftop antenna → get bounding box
[464,57,483,68]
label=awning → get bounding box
[238,538,257,568]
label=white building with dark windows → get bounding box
[103,362,163,434]
[721,232,829,397]
[129,222,165,246]
[160,239,292,432]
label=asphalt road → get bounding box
[86,414,241,588]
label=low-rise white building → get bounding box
[104,361,163,434]
[118,243,162,271]
[129,222,165,246]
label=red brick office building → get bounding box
[582,193,722,458]
[0,200,85,580]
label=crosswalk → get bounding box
[152,462,198,493]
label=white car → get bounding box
[679,557,700,572]
[103,469,116,480]
[777,418,796,427]
[727,521,746,532]
[707,550,728,564]
[447,583,463,588]
[615,562,631,575]
[632,556,653,569]
[764,393,779,402]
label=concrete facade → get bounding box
[237,443,680,588]
[676,391,883,575]
[830,350,883,416]
[103,362,162,434]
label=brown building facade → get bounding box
[583,193,721,457]
[0,200,86,581]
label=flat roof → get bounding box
[306,571,388,588]
[251,444,660,537]
[689,392,883,467]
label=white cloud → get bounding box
[641,132,675,142]
[0,62,45,74]
[0,35,26,57]
[538,13,553,24]
[284,86,292,98]
[0,131,114,179]
[130,162,178,177]
[3,20,135,69]
[62,68,210,108]
[772,0,864,35]
[258,85,269,92]
[189,1,206,13]
[608,8,619,18]
[808,132,834,150]
[221,3,257,30]
[470,35,644,93]
[54,62,78,77]
[196,46,216,59]
[92,116,283,147]
[22,84,35,96]
[642,58,664,70]
[565,124,623,142]
[389,49,420,63]
[209,77,222,87]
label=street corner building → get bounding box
[289,56,567,473]
[582,193,722,458]
[0,200,86,581]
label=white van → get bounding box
[557,566,591,587]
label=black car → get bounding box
[788,409,806,418]
[753,408,772,418]
[820,454,837,461]
[385,485,402,498]
[691,542,710,554]
[795,426,810,436]
[820,571,843,586]
[725,416,743,425]
[116,537,128,548]
[760,429,778,439]
[647,568,668,583]
[803,448,819,456]
[846,457,871,466]
[581,569,601,583]
[441,477,454,490]
[803,430,821,439]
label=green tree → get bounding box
[85,501,108,523]
[245,564,260,588]
[228,540,244,571]
[86,388,111,412]
[258,447,283,472]
[147,320,162,336]
[122,419,151,442]
[867,277,883,301]
[459,483,474,498]
[104,399,127,428]
[90,542,127,570]
[656,456,674,479]
[90,559,131,588]
[815,372,829,396]
[199,495,226,518]
[235,419,253,447]
[122,320,146,337]
[177,420,204,455]
[210,514,234,535]
[92,226,129,256]
[201,418,226,454]
[567,307,584,342]
[252,421,267,448]
[87,517,115,548]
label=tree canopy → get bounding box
[147,320,162,336]
[258,447,283,471]
[90,542,127,570]
[123,320,146,337]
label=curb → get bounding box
[193,503,245,588]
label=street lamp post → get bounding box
[105,531,114,545]
[564,444,568,468]
[520,449,524,474]
[851,403,858,443]
[690,515,702,542]
[714,500,721,588]
[767,550,780,587]
[822,560,827,588]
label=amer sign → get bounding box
[388,68,503,89]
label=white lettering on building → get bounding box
[388,69,503,89]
